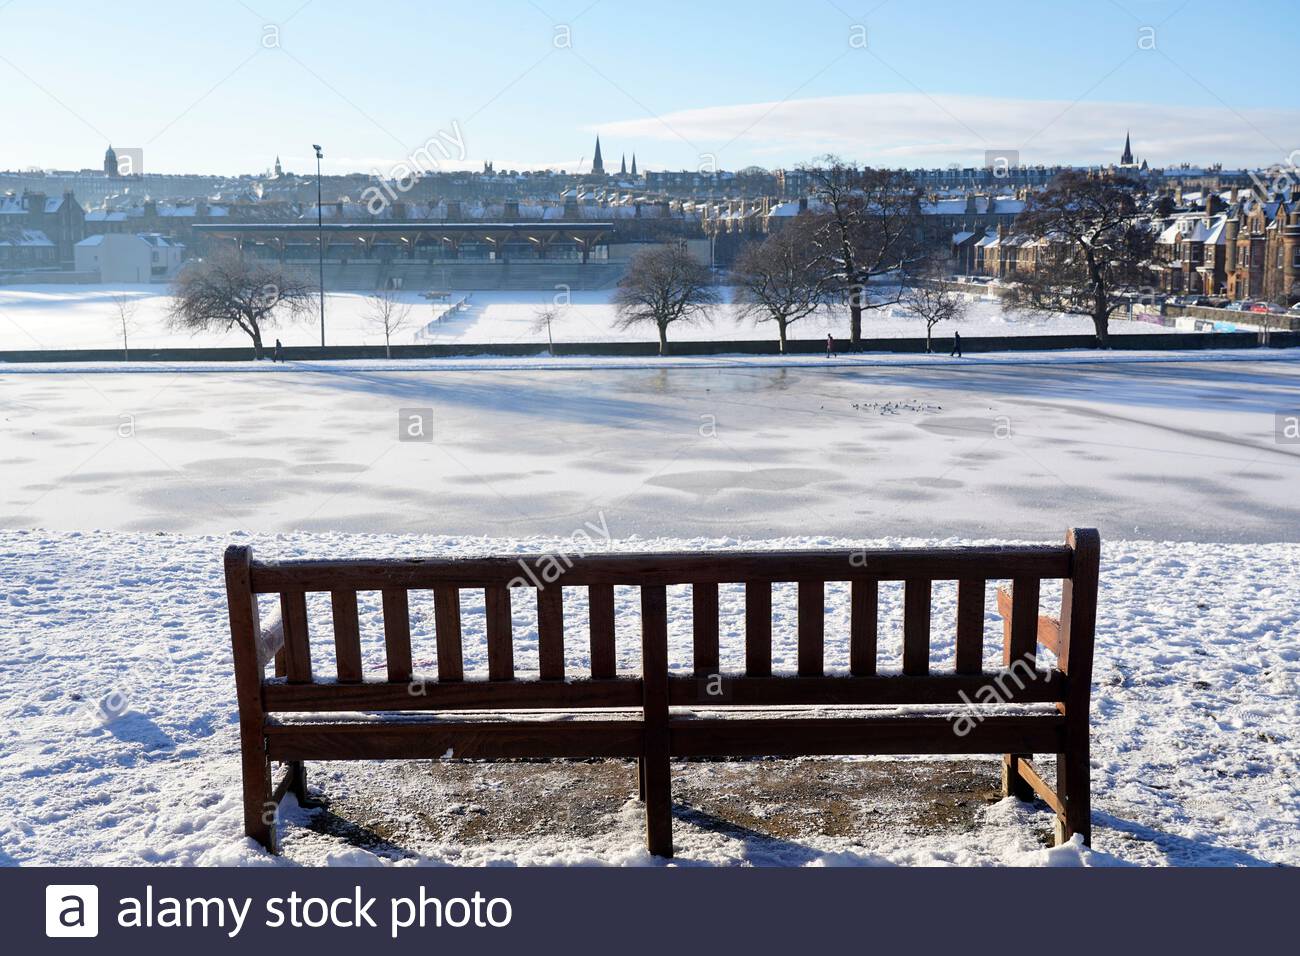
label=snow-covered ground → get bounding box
[0,284,1174,350]
[0,530,1295,866]
[2,354,1297,867]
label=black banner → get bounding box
[7,867,1295,953]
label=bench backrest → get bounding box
[225,529,1099,723]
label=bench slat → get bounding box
[267,720,643,761]
[744,581,772,677]
[955,578,986,674]
[249,546,1073,592]
[797,580,824,677]
[381,588,412,683]
[903,579,932,675]
[588,583,616,679]
[433,585,464,682]
[279,590,312,684]
[666,672,1065,706]
[850,578,878,676]
[330,590,363,684]
[538,586,565,680]
[1008,577,1040,668]
[692,582,719,677]
[485,584,514,681]
[669,714,1065,758]
[265,677,644,711]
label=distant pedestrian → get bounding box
[273,338,284,363]
[826,334,836,358]
[949,331,962,358]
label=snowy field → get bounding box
[2,354,1298,867]
[0,284,1175,350]
[0,530,1296,867]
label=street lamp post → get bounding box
[314,144,325,347]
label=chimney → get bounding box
[798,195,808,214]
[24,191,47,227]
[503,200,519,220]
[390,200,406,221]
[445,200,462,221]
[563,196,579,219]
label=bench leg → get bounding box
[1002,753,1034,802]
[1055,740,1091,846]
[288,760,308,803]
[242,741,277,853]
[637,757,646,801]
[642,746,673,858]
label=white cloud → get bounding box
[597,93,1300,169]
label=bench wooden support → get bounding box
[995,528,1099,845]
[225,531,1099,856]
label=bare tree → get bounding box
[365,290,413,358]
[1002,171,1153,346]
[168,249,315,358]
[109,293,140,361]
[901,264,968,353]
[801,156,925,349]
[731,218,834,353]
[613,244,720,355]
[531,305,566,354]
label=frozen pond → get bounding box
[2,354,1297,542]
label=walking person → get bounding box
[949,331,962,358]
[273,338,284,363]
[826,333,836,358]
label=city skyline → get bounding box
[1,0,1297,176]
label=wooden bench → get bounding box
[224,528,1099,856]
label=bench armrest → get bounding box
[995,584,1061,657]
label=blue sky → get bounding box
[1,0,1296,175]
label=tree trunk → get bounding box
[250,326,264,360]
[1093,289,1110,348]
[849,286,863,348]
[778,321,788,355]
[658,322,669,357]
[1093,311,1110,348]
[925,325,933,354]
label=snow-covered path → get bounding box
[0,531,1295,867]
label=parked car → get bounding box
[1289,302,1300,314]
[1249,302,1286,314]
[1225,301,1254,312]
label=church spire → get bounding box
[620,153,627,176]
[631,153,637,177]
[591,136,605,176]
[1121,131,1134,166]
